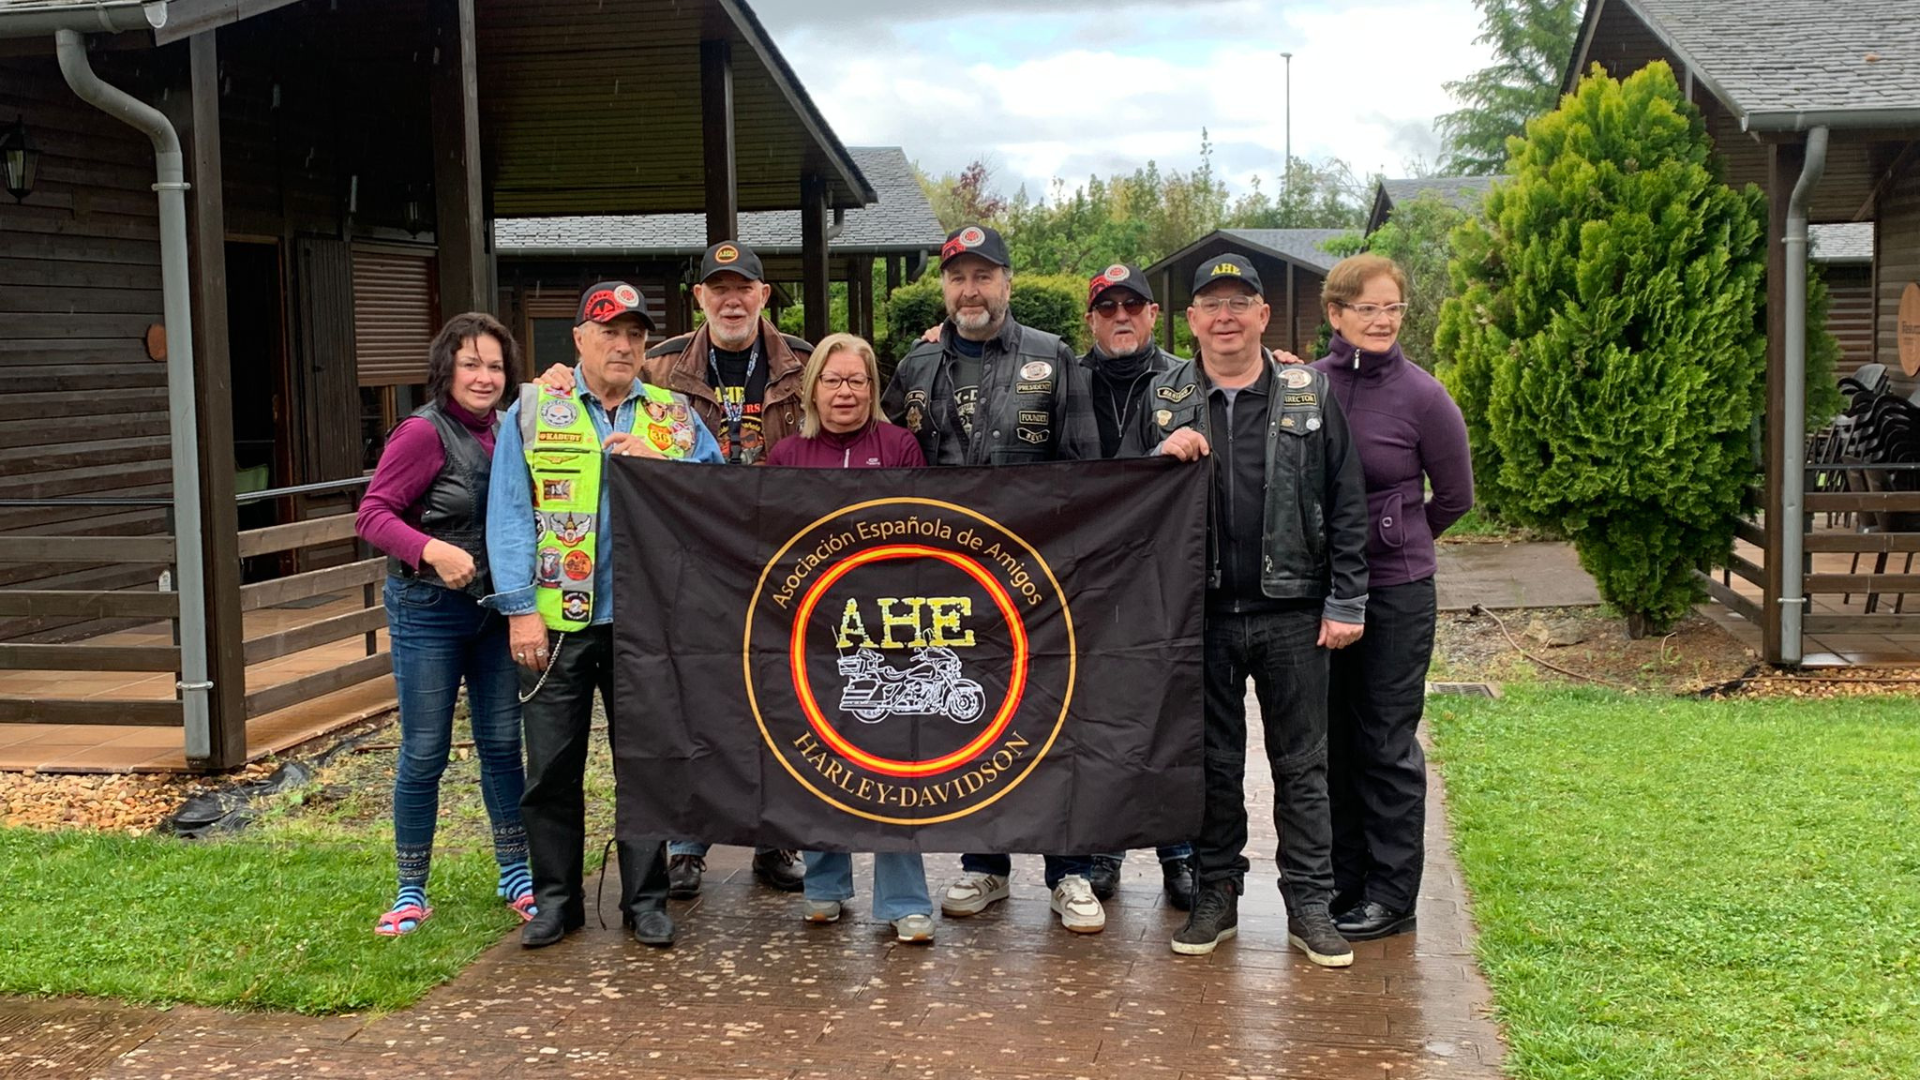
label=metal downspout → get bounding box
[54,30,214,757]
[1781,126,1829,666]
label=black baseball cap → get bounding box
[698,240,766,283]
[1087,262,1153,309]
[940,224,1011,269]
[1192,254,1263,296]
[575,280,655,331]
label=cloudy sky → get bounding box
[750,0,1495,201]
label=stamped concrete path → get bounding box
[3,708,1506,1080]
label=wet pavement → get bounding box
[2,706,1504,1079]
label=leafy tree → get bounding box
[1435,62,1768,636]
[917,159,1009,232]
[1803,267,1846,430]
[1436,0,1583,175]
[1363,193,1473,369]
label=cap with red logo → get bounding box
[939,224,1011,270]
[1087,262,1153,309]
[575,280,656,331]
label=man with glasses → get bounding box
[1076,263,1200,911]
[1124,253,1369,966]
[880,223,1102,933]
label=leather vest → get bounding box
[386,402,494,599]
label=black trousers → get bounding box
[1195,607,1335,913]
[519,623,669,925]
[1328,577,1435,913]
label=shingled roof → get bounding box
[1366,176,1497,232]
[1214,229,1349,275]
[1569,0,1920,129]
[494,147,941,257]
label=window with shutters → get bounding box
[352,244,439,388]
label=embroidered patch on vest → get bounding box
[1156,409,1174,427]
[563,550,593,581]
[1018,410,1050,424]
[1020,360,1053,381]
[1281,368,1314,389]
[1283,392,1318,406]
[1016,380,1053,394]
[1156,383,1197,403]
[1017,428,1048,444]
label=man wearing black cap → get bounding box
[644,241,812,469]
[1123,253,1369,967]
[645,241,810,896]
[1078,263,1199,908]
[882,224,1102,933]
[487,281,724,949]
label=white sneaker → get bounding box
[941,872,1010,916]
[892,912,935,943]
[1050,874,1106,934]
[802,898,842,923]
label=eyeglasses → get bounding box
[1339,302,1410,321]
[1091,297,1149,317]
[818,374,871,391]
[1192,295,1261,315]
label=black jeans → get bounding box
[1328,577,1435,912]
[519,623,669,925]
[1196,607,1336,913]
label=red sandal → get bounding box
[374,903,432,936]
[508,894,538,922]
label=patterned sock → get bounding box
[498,860,536,918]
[381,880,430,933]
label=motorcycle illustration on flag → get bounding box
[835,647,986,724]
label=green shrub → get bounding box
[883,272,1090,354]
[1435,61,1768,635]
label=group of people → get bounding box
[354,223,1472,969]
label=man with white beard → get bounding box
[879,223,1101,933]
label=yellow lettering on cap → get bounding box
[1211,262,1243,277]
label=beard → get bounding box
[949,293,1010,336]
[707,314,759,351]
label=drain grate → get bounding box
[1426,681,1500,698]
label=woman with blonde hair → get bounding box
[766,333,931,940]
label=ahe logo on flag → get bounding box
[746,498,1075,825]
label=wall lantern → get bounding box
[1,117,40,203]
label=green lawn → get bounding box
[0,714,618,1014]
[1431,686,1920,1080]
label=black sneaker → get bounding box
[668,854,705,899]
[752,849,805,892]
[1161,856,1197,911]
[1287,905,1354,968]
[1170,882,1237,956]
[1088,855,1121,900]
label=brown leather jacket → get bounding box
[643,319,812,464]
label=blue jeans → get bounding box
[385,576,527,884]
[803,852,932,920]
[960,853,1095,889]
[1100,844,1195,864]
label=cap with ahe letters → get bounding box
[576,281,655,330]
[1191,254,1263,296]
[699,241,766,283]
[940,224,1011,269]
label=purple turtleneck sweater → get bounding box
[766,421,925,469]
[1311,334,1473,588]
[355,399,498,569]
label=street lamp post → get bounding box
[1280,52,1292,214]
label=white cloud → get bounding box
[758,0,1494,199]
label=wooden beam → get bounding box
[183,30,248,770]
[701,37,738,245]
[0,536,175,563]
[1733,517,1767,548]
[1701,573,1762,622]
[0,699,183,727]
[885,256,902,295]
[0,644,180,672]
[431,0,488,316]
[1804,531,1920,553]
[0,590,180,619]
[244,652,392,719]
[236,514,358,559]
[800,173,829,345]
[1724,552,1765,587]
[1762,142,1800,663]
[1805,492,1920,512]
[240,557,385,612]
[243,605,387,666]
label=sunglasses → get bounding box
[1091,297,1149,316]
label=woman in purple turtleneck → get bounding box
[355,313,532,936]
[1309,255,1473,943]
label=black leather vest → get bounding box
[387,402,493,599]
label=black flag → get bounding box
[609,457,1206,853]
